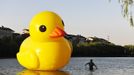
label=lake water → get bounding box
[0,57,134,75]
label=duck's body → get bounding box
[17,37,71,70]
[17,11,72,70]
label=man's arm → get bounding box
[85,62,89,66]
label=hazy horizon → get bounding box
[0,0,134,45]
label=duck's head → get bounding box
[29,11,66,42]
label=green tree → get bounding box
[120,0,133,26]
[110,0,133,26]
[124,45,134,56]
[115,0,133,26]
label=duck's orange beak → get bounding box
[49,26,66,38]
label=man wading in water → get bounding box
[85,59,97,71]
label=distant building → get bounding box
[87,36,112,44]
[23,29,29,34]
[65,34,113,46]
[65,34,89,44]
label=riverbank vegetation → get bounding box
[0,26,134,58]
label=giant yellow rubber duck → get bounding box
[17,11,72,70]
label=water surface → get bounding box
[0,57,134,75]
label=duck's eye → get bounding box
[62,20,64,26]
[39,25,46,32]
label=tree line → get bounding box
[0,29,134,58]
[0,32,29,58]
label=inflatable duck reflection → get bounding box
[17,70,70,75]
[17,11,72,70]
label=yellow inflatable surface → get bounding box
[17,69,70,75]
[17,11,72,70]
